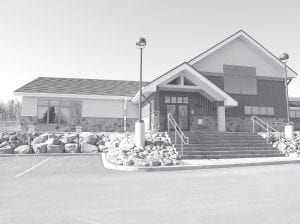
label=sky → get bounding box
[0,0,300,101]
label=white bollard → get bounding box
[135,120,145,147]
[284,124,294,141]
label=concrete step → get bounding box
[180,154,284,160]
[174,142,269,147]
[182,150,281,156]
[175,146,274,151]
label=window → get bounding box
[223,65,257,95]
[37,100,74,124]
[177,97,183,103]
[266,107,274,116]
[165,96,170,103]
[183,97,189,103]
[171,97,177,103]
[164,96,189,104]
[244,106,275,116]
[290,109,300,118]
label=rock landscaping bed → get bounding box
[259,132,300,157]
[106,132,183,167]
[0,131,123,154]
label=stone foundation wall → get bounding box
[81,117,136,132]
[20,116,136,132]
[226,117,286,132]
[188,116,287,133]
[190,116,218,132]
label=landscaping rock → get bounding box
[14,145,31,154]
[0,145,13,154]
[81,143,98,153]
[65,143,78,153]
[45,138,61,146]
[32,134,49,145]
[61,133,78,144]
[47,145,64,153]
[98,145,107,152]
[33,143,47,154]
[0,141,8,148]
[151,160,161,167]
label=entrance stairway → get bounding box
[169,132,284,160]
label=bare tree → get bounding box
[0,99,21,121]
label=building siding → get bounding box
[191,36,285,78]
[199,74,287,119]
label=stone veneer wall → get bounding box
[81,117,136,132]
[20,116,136,132]
[188,115,287,133]
[190,116,218,132]
[226,117,286,132]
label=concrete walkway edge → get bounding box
[102,153,300,172]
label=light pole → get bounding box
[279,53,293,140]
[279,53,290,124]
[135,37,146,147]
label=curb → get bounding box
[0,153,102,157]
[102,153,300,172]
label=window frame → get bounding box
[244,106,275,116]
[37,100,73,125]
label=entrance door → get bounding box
[166,104,189,131]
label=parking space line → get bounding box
[68,215,100,224]
[14,157,53,178]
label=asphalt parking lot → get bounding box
[1,155,300,224]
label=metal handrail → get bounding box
[167,113,189,155]
[251,116,296,154]
[251,116,279,133]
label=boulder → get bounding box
[278,142,287,152]
[98,145,107,152]
[33,143,47,154]
[0,145,13,154]
[9,135,17,143]
[45,138,61,145]
[65,143,78,153]
[151,160,161,167]
[16,132,28,144]
[0,133,9,143]
[0,141,8,148]
[32,134,49,145]
[81,143,98,153]
[82,135,98,145]
[61,133,78,144]
[14,145,31,154]
[47,145,64,153]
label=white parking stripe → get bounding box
[68,215,100,224]
[14,157,52,178]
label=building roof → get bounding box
[14,77,149,97]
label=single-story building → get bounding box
[14,30,298,133]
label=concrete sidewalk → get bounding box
[183,156,300,167]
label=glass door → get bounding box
[178,104,188,130]
[166,104,176,130]
[166,103,190,131]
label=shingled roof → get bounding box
[14,77,149,97]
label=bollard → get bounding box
[77,134,81,153]
[28,134,33,154]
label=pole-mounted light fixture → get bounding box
[135,37,146,147]
[279,53,290,124]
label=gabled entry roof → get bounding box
[132,63,238,107]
